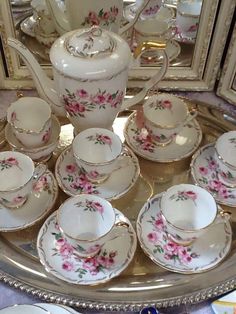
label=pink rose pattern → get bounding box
[198,155,236,200]
[142,5,160,16]
[63,88,124,118]
[0,157,21,171]
[149,99,173,111]
[187,23,199,33]
[131,127,157,153]
[81,7,119,27]
[86,133,112,147]
[147,213,199,264]
[10,111,18,123]
[42,128,51,143]
[63,163,99,195]
[169,190,197,205]
[75,199,104,216]
[52,227,117,278]
[33,175,52,194]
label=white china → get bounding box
[37,209,137,284]
[20,15,37,38]
[0,304,50,314]
[34,303,79,314]
[7,97,52,148]
[191,143,236,207]
[5,115,60,162]
[57,194,131,258]
[8,25,168,120]
[72,128,126,183]
[135,0,163,18]
[124,3,175,22]
[137,193,232,274]
[0,151,46,208]
[0,170,58,232]
[142,94,197,145]
[140,40,181,65]
[176,0,202,40]
[124,112,202,162]
[11,0,31,6]
[55,145,139,200]
[31,0,57,34]
[214,131,236,187]
[211,290,236,314]
[160,183,228,245]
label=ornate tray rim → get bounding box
[0,99,236,312]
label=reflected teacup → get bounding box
[72,128,128,183]
[7,97,52,148]
[142,93,197,145]
[215,131,236,188]
[57,194,130,258]
[176,0,202,39]
[160,184,231,246]
[136,0,163,18]
[0,151,46,208]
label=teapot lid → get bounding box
[50,26,131,80]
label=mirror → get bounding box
[10,0,201,67]
[0,0,234,90]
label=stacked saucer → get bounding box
[136,184,232,274]
[5,97,60,163]
[0,303,81,313]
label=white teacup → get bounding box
[176,0,202,39]
[136,0,163,18]
[215,131,236,188]
[160,184,231,246]
[0,151,46,208]
[7,97,52,148]
[142,93,197,145]
[57,194,130,258]
[72,128,128,183]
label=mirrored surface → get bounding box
[10,0,203,67]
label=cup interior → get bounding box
[177,1,202,16]
[73,128,122,164]
[135,19,169,37]
[215,131,236,168]
[143,94,188,128]
[58,195,115,241]
[161,184,217,231]
[0,151,34,191]
[7,97,51,133]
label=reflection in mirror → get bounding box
[10,0,202,68]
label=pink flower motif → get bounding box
[147,232,159,243]
[59,242,74,258]
[91,201,104,215]
[164,253,172,260]
[93,93,106,104]
[33,176,47,192]
[42,128,51,143]
[56,238,66,246]
[13,195,24,204]
[187,24,198,32]
[88,170,99,179]
[208,159,218,170]
[111,6,118,17]
[218,186,229,199]
[11,111,17,122]
[162,100,172,109]
[6,157,18,166]
[76,89,88,98]
[102,12,110,20]
[199,166,208,175]
[209,179,223,191]
[99,134,112,145]
[163,241,179,254]
[66,164,77,173]
[62,261,74,271]
[183,191,197,201]
[82,257,99,275]
[87,244,101,254]
[154,217,164,231]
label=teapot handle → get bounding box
[121,41,169,111]
[119,0,153,36]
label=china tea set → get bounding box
[1,1,234,285]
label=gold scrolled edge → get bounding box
[0,271,235,310]
[133,41,166,59]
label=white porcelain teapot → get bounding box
[8,26,168,131]
[45,0,162,35]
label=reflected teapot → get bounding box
[8,26,168,131]
[45,0,161,35]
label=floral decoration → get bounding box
[131,127,157,153]
[86,133,112,147]
[229,137,236,147]
[42,128,51,143]
[63,88,124,118]
[0,157,21,171]
[81,7,119,27]
[147,212,199,264]
[33,175,52,194]
[149,99,173,111]
[75,199,104,216]
[10,111,18,123]
[187,23,199,33]
[52,227,117,278]
[142,5,160,16]
[169,190,197,204]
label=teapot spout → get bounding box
[7,38,64,116]
[45,0,70,35]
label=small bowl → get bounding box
[5,115,60,162]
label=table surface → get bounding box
[0,89,235,313]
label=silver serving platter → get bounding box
[0,99,236,312]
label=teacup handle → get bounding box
[32,163,47,183]
[106,215,130,243]
[112,146,133,173]
[121,42,169,111]
[184,107,198,124]
[214,209,231,225]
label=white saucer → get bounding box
[137,193,232,274]
[124,112,202,163]
[124,3,175,22]
[211,290,236,314]
[0,170,58,232]
[5,115,60,162]
[191,143,236,207]
[55,145,140,200]
[34,303,82,314]
[37,209,137,285]
[20,15,37,38]
[0,304,49,314]
[174,28,196,44]
[140,40,181,66]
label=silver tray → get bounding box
[0,99,236,312]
